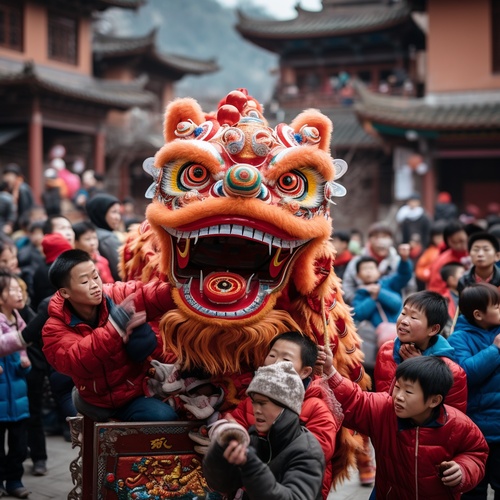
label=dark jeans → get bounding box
[0,419,28,484]
[26,367,47,463]
[462,441,500,500]
[72,388,178,422]
[49,371,77,420]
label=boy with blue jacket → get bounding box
[448,283,500,499]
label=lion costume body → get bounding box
[121,88,370,489]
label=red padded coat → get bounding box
[375,339,468,413]
[328,372,488,499]
[42,280,174,409]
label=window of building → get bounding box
[48,12,77,65]
[493,0,500,73]
[0,1,23,51]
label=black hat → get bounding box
[86,193,120,231]
[468,231,500,253]
[3,163,22,176]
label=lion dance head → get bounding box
[122,88,367,392]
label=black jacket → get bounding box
[95,227,122,281]
[203,408,325,500]
[458,264,500,293]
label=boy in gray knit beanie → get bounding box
[246,361,305,416]
[203,361,325,499]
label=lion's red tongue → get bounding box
[202,272,247,304]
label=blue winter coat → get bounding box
[352,259,413,326]
[0,351,31,422]
[448,315,500,443]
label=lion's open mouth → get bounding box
[162,217,310,318]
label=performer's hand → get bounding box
[399,343,421,360]
[20,356,31,369]
[438,461,462,487]
[398,243,411,260]
[319,345,335,377]
[125,310,147,335]
[314,345,327,375]
[493,332,500,348]
[223,440,248,466]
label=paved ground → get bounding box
[23,435,492,500]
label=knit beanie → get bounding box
[86,193,120,231]
[42,233,73,264]
[246,361,304,415]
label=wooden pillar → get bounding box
[422,160,436,216]
[94,125,106,175]
[119,157,129,201]
[419,138,436,216]
[28,97,43,204]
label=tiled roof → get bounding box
[0,59,156,109]
[93,31,218,75]
[354,82,500,132]
[93,30,156,56]
[237,0,411,39]
[96,0,144,9]
[276,106,379,149]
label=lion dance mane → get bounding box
[121,88,370,484]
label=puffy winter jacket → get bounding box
[375,336,468,413]
[428,248,469,295]
[42,280,174,409]
[0,311,31,422]
[204,407,325,500]
[342,245,401,305]
[327,372,488,499]
[229,377,341,499]
[352,259,413,326]
[0,315,26,357]
[457,265,500,294]
[95,228,122,282]
[448,316,500,443]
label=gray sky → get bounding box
[215,0,321,19]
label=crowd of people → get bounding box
[0,160,499,500]
[0,161,143,498]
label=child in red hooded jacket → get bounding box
[323,354,488,499]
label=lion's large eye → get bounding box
[179,163,210,190]
[273,167,324,207]
[276,170,307,198]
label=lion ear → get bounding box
[290,109,333,152]
[163,97,206,143]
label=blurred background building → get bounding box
[0,0,217,214]
[1,0,498,230]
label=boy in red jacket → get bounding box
[42,249,177,422]
[323,354,488,499]
[193,331,343,499]
[374,290,468,413]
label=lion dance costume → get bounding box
[121,88,370,489]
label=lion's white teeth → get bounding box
[246,274,254,295]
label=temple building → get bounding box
[238,0,500,227]
[0,0,217,205]
[237,0,426,229]
[355,0,500,217]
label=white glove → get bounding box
[146,360,184,398]
[210,421,250,448]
